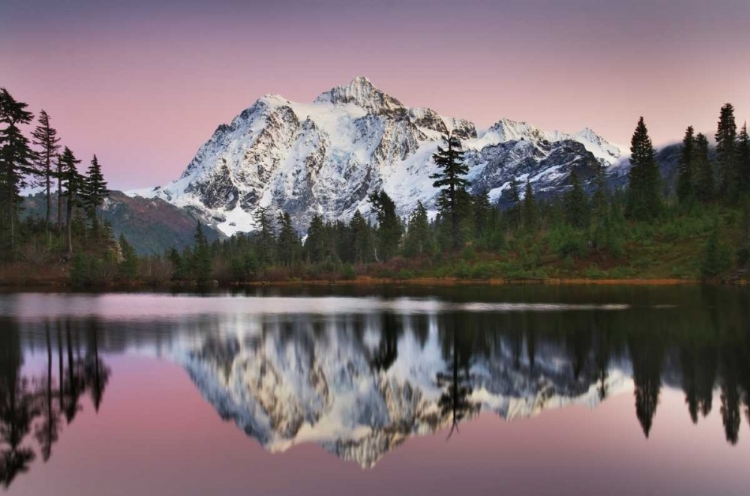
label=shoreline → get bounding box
[0,275,713,292]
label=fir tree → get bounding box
[0,88,35,254]
[58,147,83,256]
[276,212,300,267]
[737,122,750,197]
[676,126,695,204]
[471,190,492,246]
[304,214,327,263]
[118,234,138,280]
[694,133,714,203]
[522,180,538,231]
[253,207,276,266]
[368,190,402,261]
[83,155,108,239]
[715,103,738,201]
[507,177,521,229]
[192,222,212,282]
[626,117,662,221]
[403,201,432,257]
[430,134,469,249]
[564,170,589,228]
[30,110,61,229]
[348,210,372,263]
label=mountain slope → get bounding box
[129,77,623,235]
[22,191,223,254]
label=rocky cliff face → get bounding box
[129,77,624,235]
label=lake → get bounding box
[1,285,749,495]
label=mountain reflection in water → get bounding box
[1,287,750,490]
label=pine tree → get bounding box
[253,207,276,266]
[715,103,738,201]
[626,117,662,221]
[276,212,300,267]
[118,234,138,280]
[522,180,538,231]
[192,222,212,282]
[368,190,402,261]
[0,88,35,255]
[676,126,695,204]
[403,201,432,257]
[507,177,521,229]
[58,147,83,256]
[430,134,469,249]
[305,214,327,263]
[737,122,750,197]
[348,210,372,263]
[83,155,108,239]
[564,170,589,228]
[31,110,61,229]
[693,133,714,203]
[471,190,492,246]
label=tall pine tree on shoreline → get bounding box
[693,133,714,204]
[676,126,695,205]
[626,117,661,221]
[31,110,61,230]
[83,155,108,239]
[58,147,83,256]
[715,103,738,202]
[430,134,468,250]
[0,88,35,255]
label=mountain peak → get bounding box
[314,76,403,113]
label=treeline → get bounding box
[0,88,114,267]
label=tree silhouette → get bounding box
[34,322,62,461]
[629,332,664,438]
[84,319,110,413]
[436,318,477,439]
[0,318,40,488]
[370,313,400,372]
[719,345,741,445]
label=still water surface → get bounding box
[1,286,749,495]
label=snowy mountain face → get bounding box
[128,77,623,235]
[177,314,629,468]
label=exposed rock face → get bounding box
[128,77,623,235]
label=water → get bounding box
[1,285,749,495]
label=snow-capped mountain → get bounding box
[128,77,623,235]
[177,315,629,468]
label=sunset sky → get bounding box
[2,0,749,189]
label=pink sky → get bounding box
[1,0,748,189]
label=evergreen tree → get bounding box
[430,134,469,249]
[676,126,695,204]
[403,201,432,257]
[83,155,108,239]
[304,214,327,263]
[715,103,738,201]
[626,117,661,221]
[471,190,492,246]
[276,212,300,267]
[0,88,35,255]
[58,147,83,256]
[30,110,61,229]
[737,122,750,197]
[507,177,521,229]
[522,180,538,231]
[564,170,589,228]
[368,190,402,261]
[118,234,138,280]
[191,222,212,282]
[253,207,276,266]
[693,133,714,203]
[348,210,372,263]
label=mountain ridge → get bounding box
[128,77,624,236]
